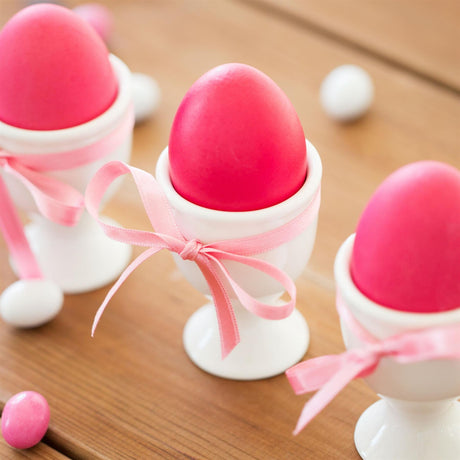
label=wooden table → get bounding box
[0,1,458,458]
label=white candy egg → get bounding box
[320,65,374,121]
[131,73,161,123]
[0,279,63,328]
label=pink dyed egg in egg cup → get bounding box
[335,235,460,460]
[0,4,134,295]
[332,162,460,458]
[155,140,322,380]
[0,54,133,294]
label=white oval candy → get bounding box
[131,73,161,123]
[0,280,63,328]
[320,65,374,121]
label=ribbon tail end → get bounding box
[220,335,240,360]
[292,402,316,436]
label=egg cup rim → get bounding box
[335,234,460,328]
[155,138,322,224]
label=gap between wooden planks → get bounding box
[241,0,460,93]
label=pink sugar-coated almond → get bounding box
[73,3,113,43]
[1,391,50,449]
[169,63,307,211]
[0,3,117,130]
[351,161,460,313]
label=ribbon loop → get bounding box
[287,295,460,435]
[0,154,84,281]
[85,161,321,359]
[1,155,85,226]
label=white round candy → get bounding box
[0,279,63,328]
[131,73,161,123]
[320,65,374,121]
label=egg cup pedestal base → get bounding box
[183,301,309,380]
[354,398,460,460]
[12,213,132,294]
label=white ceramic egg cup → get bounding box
[156,140,322,380]
[0,55,133,294]
[335,235,460,460]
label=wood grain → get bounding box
[0,0,458,458]
[244,0,460,92]
[0,440,70,459]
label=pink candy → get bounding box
[1,391,50,449]
[169,63,307,211]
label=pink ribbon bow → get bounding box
[85,161,321,358]
[0,110,134,282]
[286,294,460,435]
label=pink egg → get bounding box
[351,161,460,313]
[0,4,117,130]
[73,3,113,43]
[1,391,50,449]
[169,63,307,211]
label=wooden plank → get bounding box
[0,265,372,459]
[0,0,458,458]
[0,440,70,459]
[244,0,460,91]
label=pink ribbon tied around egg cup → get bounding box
[0,110,134,281]
[287,234,460,459]
[85,160,321,361]
[0,109,134,279]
